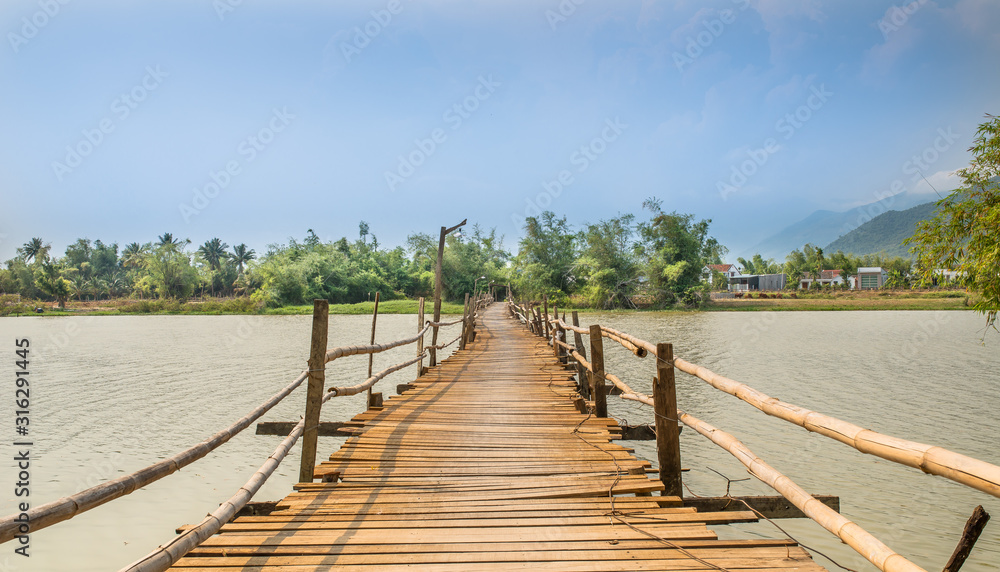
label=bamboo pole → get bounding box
[589,324,607,418]
[654,343,682,497]
[298,299,329,483]
[679,410,927,572]
[416,297,425,379]
[366,292,380,407]
[430,219,467,367]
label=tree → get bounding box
[231,244,256,275]
[577,214,639,308]
[197,238,229,271]
[17,237,50,265]
[637,200,726,307]
[908,113,1000,328]
[146,243,198,299]
[513,212,578,301]
[35,261,72,308]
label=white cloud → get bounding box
[764,73,818,106]
[955,0,1000,47]
[752,0,826,63]
[911,169,962,195]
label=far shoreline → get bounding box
[1,290,973,317]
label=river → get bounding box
[0,310,996,571]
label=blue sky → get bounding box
[1,0,998,262]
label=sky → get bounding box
[1,0,998,263]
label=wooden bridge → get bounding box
[1,289,997,571]
[170,303,815,571]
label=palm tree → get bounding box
[157,233,190,250]
[121,242,148,269]
[18,237,50,264]
[230,244,256,275]
[198,238,229,271]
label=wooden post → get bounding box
[943,505,991,572]
[366,292,380,408]
[552,321,562,359]
[542,295,550,341]
[415,297,425,379]
[535,308,544,337]
[299,299,329,483]
[654,342,682,498]
[571,311,588,398]
[589,324,607,418]
[459,293,470,350]
[430,219,467,367]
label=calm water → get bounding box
[0,310,996,571]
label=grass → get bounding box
[1,297,468,317]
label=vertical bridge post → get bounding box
[415,297,425,379]
[571,312,588,399]
[654,342,682,497]
[366,292,381,409]
[459,293,470,350]
[588,324,607,418]
[299,299,329,483]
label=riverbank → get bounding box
[1,290,972,316]
[0,298,467,317]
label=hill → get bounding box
[740,192,933,260]
[824,201,938,258]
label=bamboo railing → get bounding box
[509,298,1000,572]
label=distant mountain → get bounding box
[740,192,935,261]
[824,201,938,258]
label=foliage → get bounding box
[576,215,640,308]
[512,212,578,300]
[908,114,1000,328]
[636,199,725,307]
[826,201,939,258]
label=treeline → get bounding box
[0,200,727,310]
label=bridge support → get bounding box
[654,342,682,497]
[589,324,607,418]
[299,299,329,483]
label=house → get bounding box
[799,269,850,289]
[729,273,787,291]
[856,267,888,289]
[703,264,742,288]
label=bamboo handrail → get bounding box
[428,318,463,327]
[0,369,310,544]
[325,323,432,362]
[329,353,427,397]
[679,410,927,572]
[550,318,648,358]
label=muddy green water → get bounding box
[0,310,996,571]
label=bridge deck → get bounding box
[172,305,826,571]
